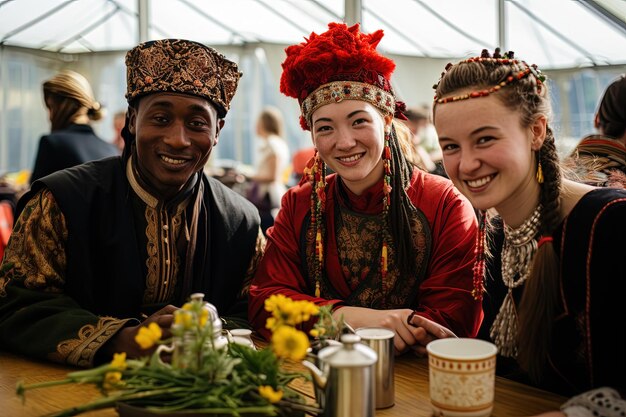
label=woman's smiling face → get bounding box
[311,99,391,195]
[434,93,545,216]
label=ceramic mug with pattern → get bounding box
[426,338,498,417]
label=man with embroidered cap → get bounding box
[0,39,263,367]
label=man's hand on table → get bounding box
[100,305,179,360]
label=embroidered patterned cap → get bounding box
[125,39,241,117]
[280,22,405,130]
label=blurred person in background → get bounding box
[401,105,436,172]
[564,74,626,188]
[401,105,447,177]
[290,145,316,186]
[112,110,127,153]
[247,106,290,233]
[30,70,118,184]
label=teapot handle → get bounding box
[154,344,175,365]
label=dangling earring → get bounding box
[536,162,544,184]
[303,150,318,184]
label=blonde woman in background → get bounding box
[249,106,290,233]
[30,70,118,184]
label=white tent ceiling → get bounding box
[2,0,626,70]
[2,0,626,175]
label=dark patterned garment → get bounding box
[479,188,626,396]
[564,135,626,188]
[309,180,430,309]
[30,123,118,184]
[249,168,482,340]
[0,156,264,367]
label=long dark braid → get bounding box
[388,121,419,280]
[517,126,561,382]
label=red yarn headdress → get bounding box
[280,22,404,130]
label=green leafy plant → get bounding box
[16,294,323,417]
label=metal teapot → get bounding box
[155,293,228,370]
[303,334,377,417]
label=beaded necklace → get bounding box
[489,205,542,358]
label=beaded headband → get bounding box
[300,80,396,129]
[433,49,546,104]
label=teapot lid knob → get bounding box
[190,292,205,301]
[340,334,361,349]
[188,293,223,335]
[322,334,377,367]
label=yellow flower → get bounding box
[103,371,123,391]
[264,294,290,314]
[198,308,209,328]
[265,317,277,331]
[259,385,283,403]
[309,327,325,338]
[264,295,319,328]
[135,322,162,349]
[111,352,127,370]
[293,300,319,324]
[271,325,309,361]
[174,310,193,329]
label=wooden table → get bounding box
[1,350,566,416]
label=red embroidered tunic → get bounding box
[249,168,483,339]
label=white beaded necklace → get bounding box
[490,205,542,358]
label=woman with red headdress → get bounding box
[248,23,482,354]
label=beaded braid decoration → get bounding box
[490,204,542,358]
[472,212,488,301]
[380,129,393,291]
[310,130,394,299]
[432,48,546,104]
[309,151,327,298]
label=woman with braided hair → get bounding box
[248,23,482,355]
[433,49,626,409]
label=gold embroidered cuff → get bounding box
[50,317,134,367]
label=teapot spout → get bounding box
[302,359,327,390]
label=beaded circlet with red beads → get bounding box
[433,48,546,104]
